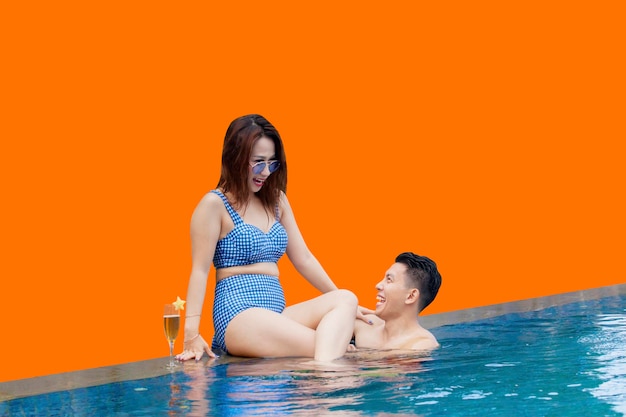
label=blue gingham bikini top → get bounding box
[211,189,288,269]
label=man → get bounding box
[353,252,442,351]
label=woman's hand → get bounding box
[357,305,376,325]
[175,334,217,361]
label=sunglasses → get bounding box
[250,160,281,175]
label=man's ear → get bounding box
[405,288,419,305]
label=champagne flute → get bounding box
[163,304,180,369]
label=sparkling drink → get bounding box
[163,304,180,369]
[163,315,180,342]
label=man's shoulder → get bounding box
[407,329,439,351]
[355,314,383,330]
[353,314,384,348]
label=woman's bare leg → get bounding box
[224,289,358,361]
[283,289,358,361]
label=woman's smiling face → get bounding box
[248,136,277,193]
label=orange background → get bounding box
[2,1,624,382]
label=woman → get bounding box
[176,114,362,363]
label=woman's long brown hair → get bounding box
[216,114,287,214]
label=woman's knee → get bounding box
[334,289,358,307]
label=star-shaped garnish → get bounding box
[172,296,186,311]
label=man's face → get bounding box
[374,262,411,319]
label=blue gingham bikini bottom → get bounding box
[212,274,286,354]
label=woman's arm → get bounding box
[280,192,374,326]
[280,192,338,293]
[178,192,223,360]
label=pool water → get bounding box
[2,293,625,416]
